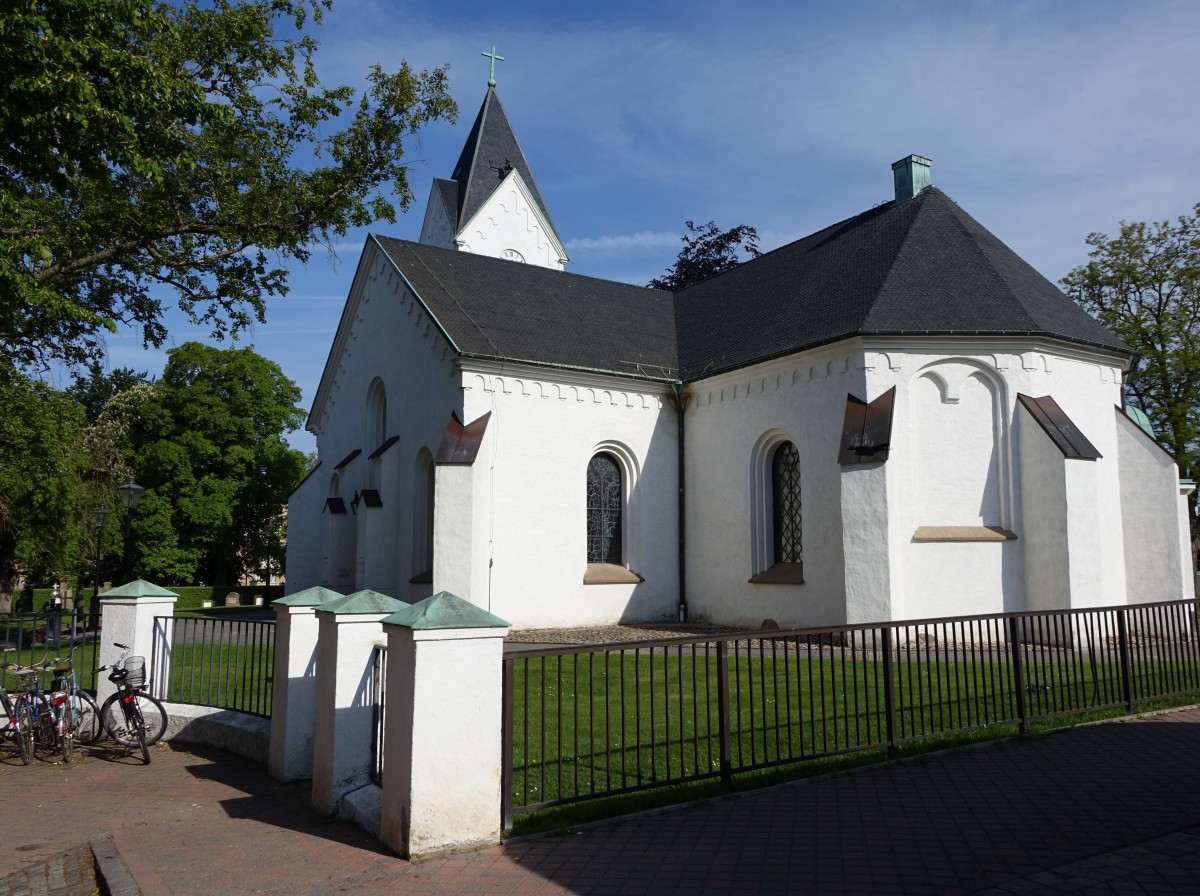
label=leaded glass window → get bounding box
[772,441,802,564]
[587,453,622,564]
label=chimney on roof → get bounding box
[892,154,932,203]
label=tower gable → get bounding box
[456,169,568,270]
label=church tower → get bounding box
[418,46,568,270]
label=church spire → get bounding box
[417,50,568,269]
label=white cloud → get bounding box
[566,230,683,256]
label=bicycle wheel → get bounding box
[101,692,167,747]
[13,699,33,765]
[69,692,102,744]
[131,704,150,765]
[60,708,74,762]
[34,696,58,755]
[132,693,167,745]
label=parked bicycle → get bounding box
[98,642,168,764]
[46,646,102,747]
[1,651,33,765]
[5,647,72,762]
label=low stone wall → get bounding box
[163,702,270,765]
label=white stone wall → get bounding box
[684,338,1146,629]
[1116,411,1188,603]
[418,183,457,250]
[684,347,860,630]
[285,473,324,595]
[455,172,566,270]
[288,244,462,602]
[447,364,680,627]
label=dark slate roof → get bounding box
[373,237,678,379]
[374,187,1130,385]
[673,187,1132,379]
[448,87,558,240]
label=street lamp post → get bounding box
[116,479,145,586]
[89,506,110,630]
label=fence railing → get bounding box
[370,644,387,786]
[501,599,1200,821]
[151,615,275,716]
[0,609,96,691]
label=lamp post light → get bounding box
[116,479,145,585]
[89,505,111,630]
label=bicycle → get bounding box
[1,652,33,765]
[7,649,71,762]
[98,642,168,764]
[46,647,102,747]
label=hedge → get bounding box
[19,584,284,614]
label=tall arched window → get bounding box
[772,441,802,564]
[586,453,622,564]
[366,378,386,450]
[410,448,435,582]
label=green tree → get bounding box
[648,220,762,291]
[0,375,92,607]
[1063,203,1200,540]
[68,362,150,423]
[129,343,307,584]
[0,0,456,371]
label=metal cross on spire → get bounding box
[482,44,504,87]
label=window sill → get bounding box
[912,526,1017,543]
[583,564,644,585]
[749,563,805,585]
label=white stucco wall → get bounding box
[685,348,861,630]
[455,172,566,270]
[1116,411,1188,603]
[418,183,457,250]
[684,337,1138,629]
[448,364,679,628]
[289,243,462,603]
[285,472,324,595]
[1018,406,1072,611]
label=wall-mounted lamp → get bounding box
[350,490,361,514]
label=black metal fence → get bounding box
[370,644,387,786]
[151,615,275,716]
[0,609,95,690]
[501,599,1200,822]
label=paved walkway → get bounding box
[4,710,1200,895]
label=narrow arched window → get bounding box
[772,441,802,564]
[586,453,622,564]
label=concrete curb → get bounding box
[91,837,141,896]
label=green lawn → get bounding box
[510,642,1200,820]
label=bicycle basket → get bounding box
[124,656,147,688]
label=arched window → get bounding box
[410,448,435,582]
[586,453,622,564]
[772,441,803,564]
[366,378,386,450]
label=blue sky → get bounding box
[89,0,1200,455]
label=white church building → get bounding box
[286,78,1195,631]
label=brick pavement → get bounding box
[3,710,1200,895]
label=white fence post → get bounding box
[268,586,343,782]
[379,591,510,860]
[97,580,178,706]
[309,590,409,816]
